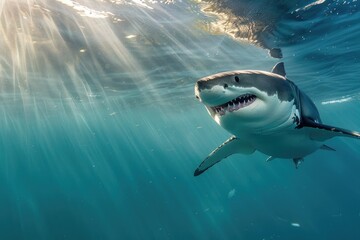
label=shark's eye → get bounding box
[234,76,240,82]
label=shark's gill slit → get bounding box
[211,94,256,115]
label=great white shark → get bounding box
[194,62,360,176]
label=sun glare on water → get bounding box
[0,0,201,113]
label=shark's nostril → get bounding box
[224,83,228,89]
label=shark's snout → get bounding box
[196,79,229,92]
[196,80,206,91]
[195,80,209,101]
[197,79,217,90]
[195,80,207,96]
[195,79,229,101]
[194,82,200,100]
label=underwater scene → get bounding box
[1,0,360,239]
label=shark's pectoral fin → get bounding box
[194,136,255,176]
[303,120,360,141]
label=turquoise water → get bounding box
[1,0,360,239]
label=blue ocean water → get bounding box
[1,0,360,239]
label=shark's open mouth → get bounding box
[211,94,257,116]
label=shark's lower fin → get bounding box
[293,158,304,169]
[320,144,336,151]
[194,136,255,176]
[266,156,276,162]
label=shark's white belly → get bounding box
[247,129,322,159]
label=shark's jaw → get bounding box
[209,94,257,116]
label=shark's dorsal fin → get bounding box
[194,136,255,176]
[271,62,286,77]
